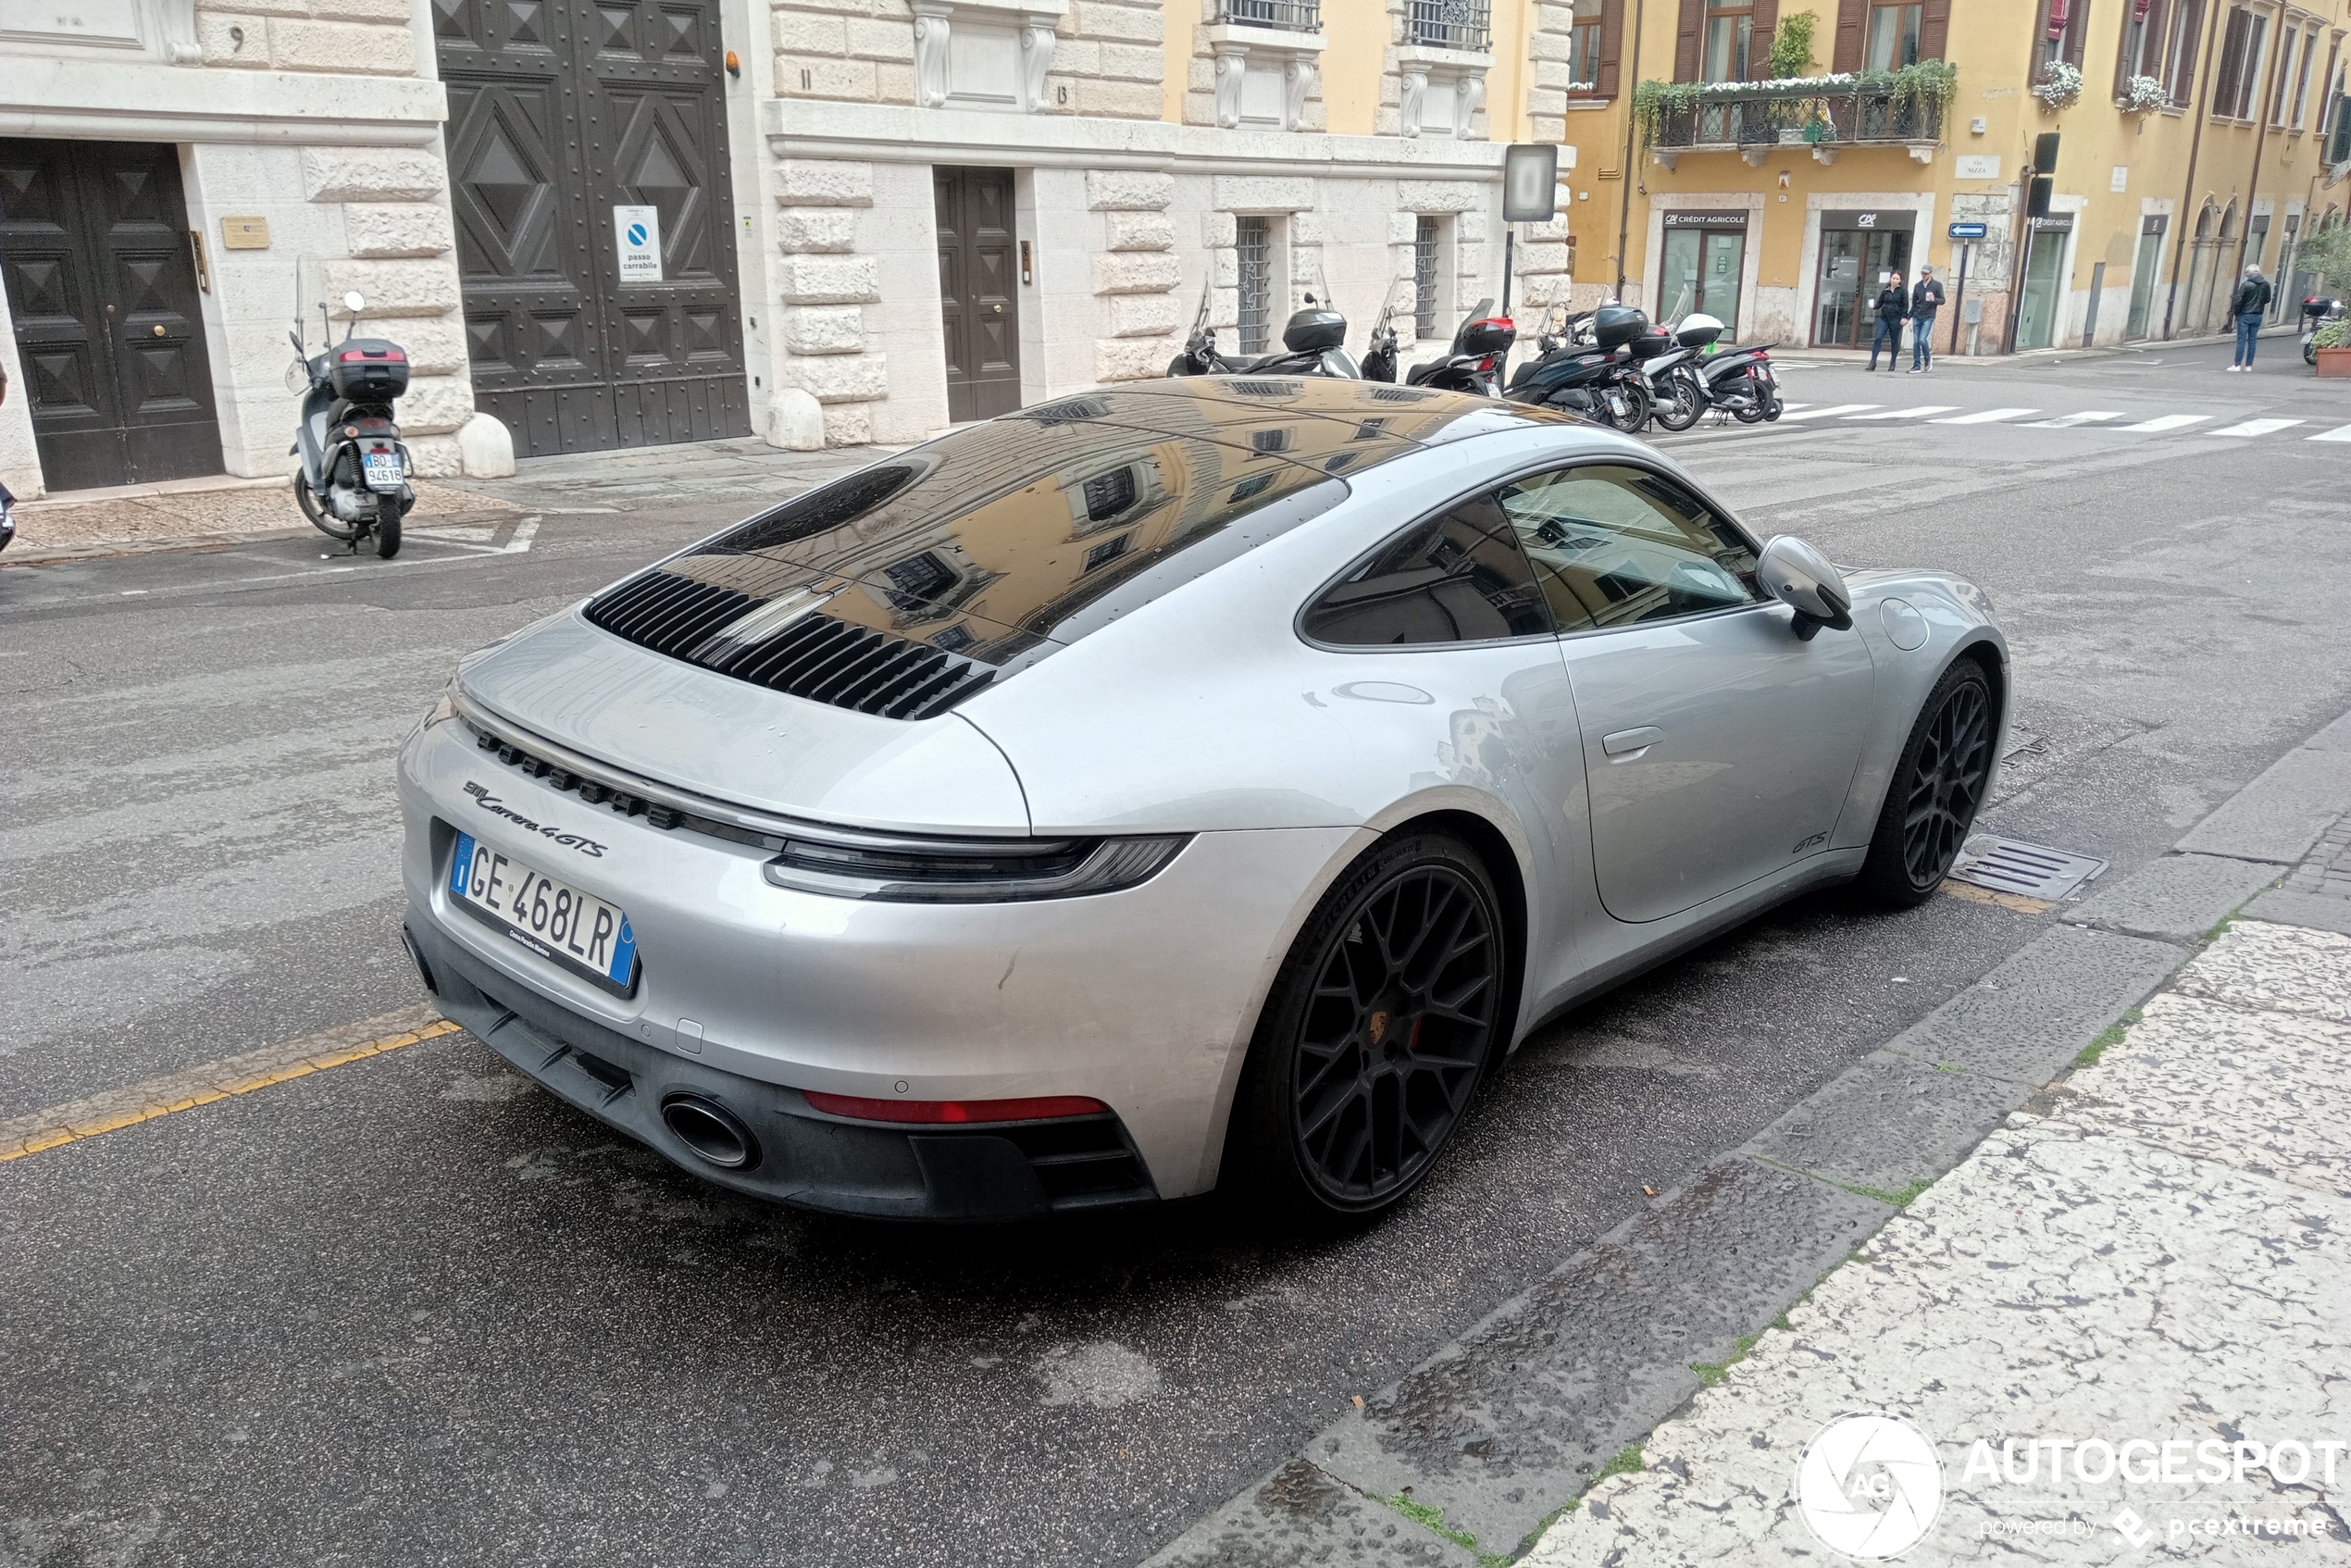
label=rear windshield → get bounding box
[654,404,1362,667]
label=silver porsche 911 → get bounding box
[397,379,2006,1225]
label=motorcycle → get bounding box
[287,277,415,558]
[1401,296,1517,395]
[2303,296,2345,366]
[1505,303,1654,430]
[1166,278,1361,380]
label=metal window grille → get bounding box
[1219,0,1321,28]
[1084,534,1131,572]
[1408,0,1490,48]
[1081,465,1137,522]
[1236,215,1273,355]
[1412,218,1440,336]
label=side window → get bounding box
[1302,494,1555,646]
[1494,465,1762,632]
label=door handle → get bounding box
[1602,726,1663,757]
[991,303,1004,314]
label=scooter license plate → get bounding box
[362,448,404,493]
[1757,364,1778,385]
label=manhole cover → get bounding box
[1947,836,2109,902]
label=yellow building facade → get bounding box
[1534,0,2351,351]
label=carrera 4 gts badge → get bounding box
[465,780,608,857]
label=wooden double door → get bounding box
[436,0,752,457]
[0,139,223,492]
[935,168,1021,423]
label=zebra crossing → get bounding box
[1736,404,2351,442]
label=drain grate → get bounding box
[1947,836,2109,902]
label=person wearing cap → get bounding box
[2228,265,2273,370]
[1908,265,1946,372]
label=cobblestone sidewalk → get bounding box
[1528,897,2351,1562]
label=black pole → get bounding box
[1950,242,1971,356]
[1502,229,1516,319]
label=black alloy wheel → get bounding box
[1858,658,1996,906]
[1228,834,1504,1222]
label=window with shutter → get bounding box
[1831,0,1865,71]
[1917,0,1950,60]
[1593,0,1623,95]
[1674,0,1706,81]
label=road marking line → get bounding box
[1774,403,1878,420]
[1930,406,2039,424]
[2117,413,2214,432]
[1845,405,1959,419]
[502,517,541,554]
[0,1004,459,1164]
[2209,417,2305,437]
[2312,424,2351,442]
[2023,411,2127,428]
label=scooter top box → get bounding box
[330,340,409,402]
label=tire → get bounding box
[1760,387,1784,421]
[1652,365,1706,431]
[297,480,358,543]
[1855,657,1996,907]
[1225,832,1506,1226]
[374,507,402,559]
[1603,378,1652,432]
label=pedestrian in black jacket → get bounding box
[2228,265,2273,370]
[1868,272,1909,370]
[1909,266,1946,372]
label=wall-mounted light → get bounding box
[724,48,740,77]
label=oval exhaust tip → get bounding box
[660,1093,760,1171]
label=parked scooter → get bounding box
[2302,296,2345,366]
[1505,304,1654,430]
[288,279,415,558]
[1695,338,1785,423]
[1644,312,1725,431]
[1166,280,1361,380]
[1361,285,1405,383]
[1402,297,1517,395]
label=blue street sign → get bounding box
[1948,221,1988,240]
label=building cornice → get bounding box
[0,56,447,144]
[763,98,1505,179]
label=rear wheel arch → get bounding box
[1381,809,1529,1065]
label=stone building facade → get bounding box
[3,0,1566,498]
[0,0,507,499]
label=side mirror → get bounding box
[1758,535,1853,640]
[343,290,366,313]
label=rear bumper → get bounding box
[406,915,1158,1221]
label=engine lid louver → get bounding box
[583,570,997,721]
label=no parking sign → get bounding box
[614,205,663,283]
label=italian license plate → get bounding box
[449,830,638,994]
[362,447,404,492]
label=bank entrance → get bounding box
[436,0,751,458]
[0,138,224,492]
[1811,210,1914,348]
[1657,211,1746,332]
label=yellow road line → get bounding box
[0,1003,463,1164]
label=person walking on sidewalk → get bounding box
[1868,271,1909,371]
[2228,264,2272,370]
[1908,266,1945,373]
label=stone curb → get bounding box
[1139,702,2351,1567]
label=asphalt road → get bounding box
[5,338,2347,1567]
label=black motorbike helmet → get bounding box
[1282,305,1348,353]
[1591,304,1649,350]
